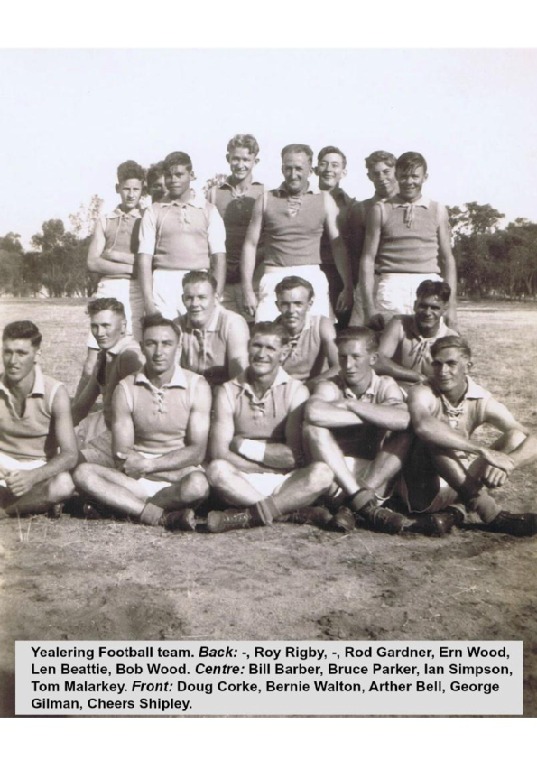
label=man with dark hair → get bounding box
[304,326,414,534]
[274,275,338,382]
[138,150,226,320]
[0,321,77,517]
[73,314,211,530]
[78,159,145,393]
[359,151,458,330]
[315,145,356,328]
[205,321,334,532]
[348,150,399,326]
[241,143,353,322]
[178,270,250,386]
[375,279,458,387]
[146,161,166,203]
[406,336,537,536]
[208,134,264,319]
[72,298,144,466]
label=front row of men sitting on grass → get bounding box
[1,283,537,538]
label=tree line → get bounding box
[1,201,536,299]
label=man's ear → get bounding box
[34,349,42,364]
[369,351,378,367]
[115,183,120,194]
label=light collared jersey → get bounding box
[93,335,144,427]
[393,316,459,378]
[427,376,493,438]
[263,186,325,268]
[115,365,206,454]
[376,196,444,274]
[278,314,327,381]
[138,192,226,271]
[97,207,142,279]
[220,367,305,442]
[0,366,63,461]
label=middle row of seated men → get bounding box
[65,284,537,538]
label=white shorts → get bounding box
[256,265,332,322]
[135,453,203,500]
[242,471,292,498]
[350,272,442,325]
[87,277,144,347]
[0,452,46,488]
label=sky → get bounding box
[1,47,537,247]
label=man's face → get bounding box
[396,164,427,202]
[142,325,180,376]
[414,295,447,334]
[431,347,470,397]
[281,151,312,195]
[150,175,166,202]
[316,152,346,191]
[367,161,397,199]
[90,310,126,351]
[248,333,284,379]
[276,285,312,334]
[338,338,376,387]
[164,164,193,199]
[227,147,258,184]
[117,178,143,210]
[182,281,217,328]
[2,339,39,385]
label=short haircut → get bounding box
[226,134,260,156]
[182,270,218,293]
[365,151,397,170]
[3,320,42,348]
[396,151,428,175]
[146,161,165,187]
[275,276,315,300]
[415,280,451,303]
[250,321,285,344]
[317,145,347,168]
[163,151,193,172]
[336,326,379,353]
[141,313,182,338]
[281,144,313,162]
[87,298,125,318]
[431,335,471,359]
[117,160,145,184]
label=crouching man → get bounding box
[206,321,334,532]
[73,315,211,530]
[0,321,77,517]
[406,335,537,536]
[304,326,415,534]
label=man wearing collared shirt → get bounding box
[77,161,145,395]
[315,145,356,329]
[348,150,399,326]
[73,315,211,530]
[359,152,458,331]
[241,143,353,323]
[209,134,264,319]
[0,321,77,517]
[305,326,415,534]
[178,270,249,387]
[72,298,144,466]
[138,151,226,320]
[274,276,338,383]
[205,321,334,532]
[406,336,537,536]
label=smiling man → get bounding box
[359,152,458,331]
[73,315,211,530]
[304,326,414,534]
[241,143,353,322]
[205,321,334,532]
[138,150,226,320]
[72,298,144,466]
[0,321,77,517]
[178,270,249,386]
[406,335,537,536]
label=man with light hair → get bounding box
[241,143,353,322]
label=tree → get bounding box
[31,219,90,297]
[69,195,104,238]
[0,233,25,295]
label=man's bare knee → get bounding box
[47,472,75,504]
[306,462,334,492]
[72,462,99,491]
[181,471,209,504]
[206,459,234,488]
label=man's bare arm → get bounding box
[87,221,133,276]
[437,205,458,329]
[226,318,250,380]
[359,203,382,324]
[71,373,101,426]
[241,194,264,316]
[138,254,158,316]
[324,193,353,312]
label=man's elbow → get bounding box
[304,400,326,426]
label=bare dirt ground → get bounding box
[0,298,536,717]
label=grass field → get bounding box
[0,297,536,718]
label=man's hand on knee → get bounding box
[4,469,39,498]
[483,464,509,489]
[480,449,515,477]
